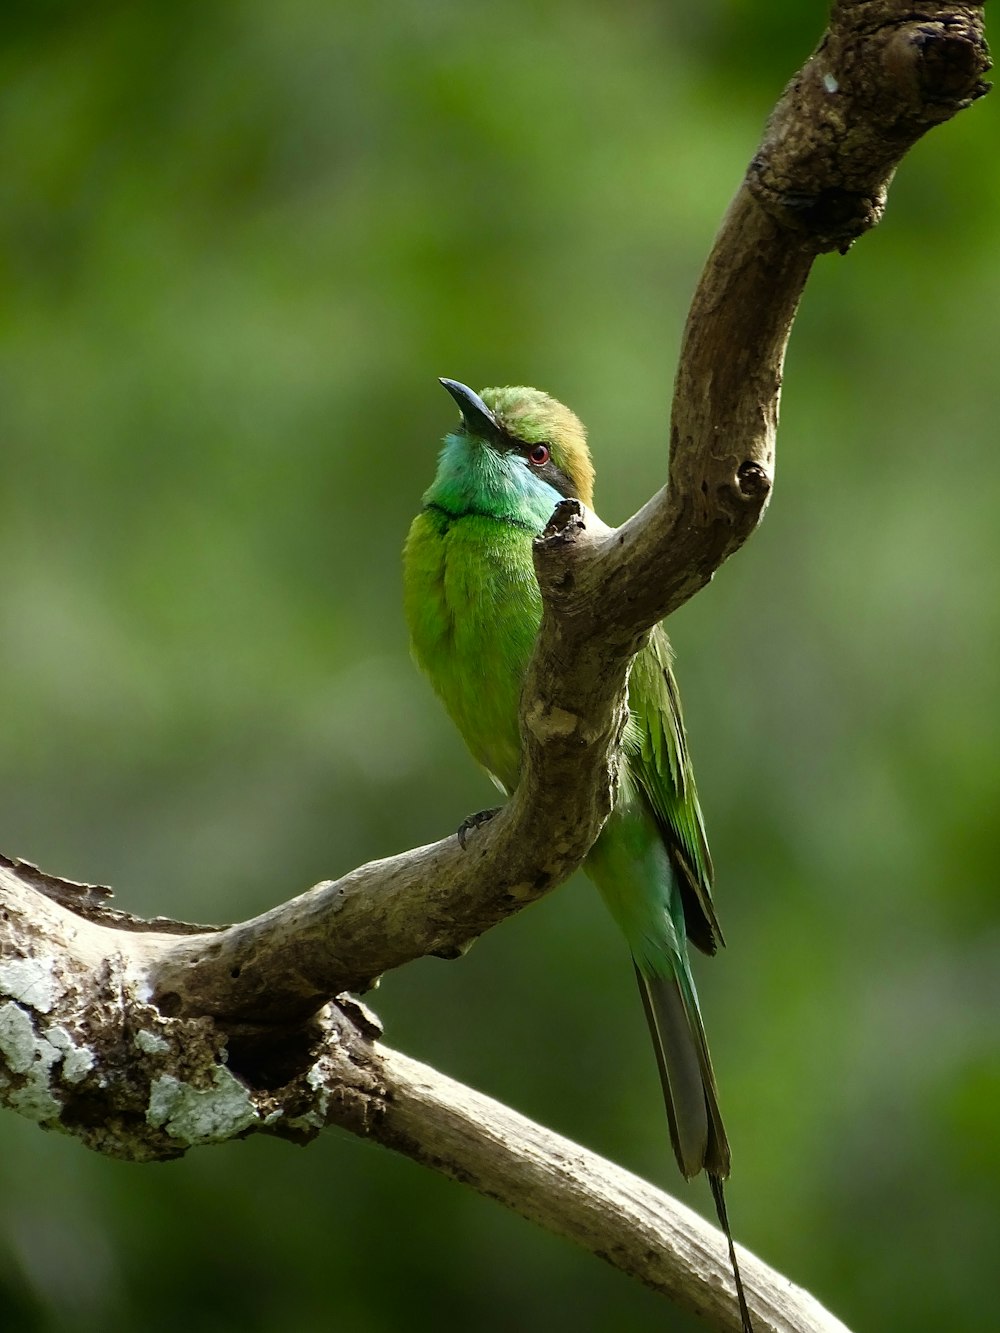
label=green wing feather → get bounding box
[628,626,723,956]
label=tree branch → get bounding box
[0,878,844,1332]
[0,3,990,1330]
[376,1045,851,1333]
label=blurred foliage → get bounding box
[1,2,998,1331]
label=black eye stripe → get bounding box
[514,439,552,462]
[495,426,578,499]
[536,459,577,499]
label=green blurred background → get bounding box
[1,2,997,1330]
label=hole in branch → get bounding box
[736,460,770,499]
[226,1019,326,1091]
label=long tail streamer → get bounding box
[709,1173,754,1333]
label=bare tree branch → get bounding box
[0,3,990,1331]
[0,871,845,1333]
[376,1045,853,1333]
[376,1045,852,1333]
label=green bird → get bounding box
[404,379,752,1332]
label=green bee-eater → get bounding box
[404,379,752,1331]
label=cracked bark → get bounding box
[0,5,989,1333]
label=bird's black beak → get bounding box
[439,378,499,437]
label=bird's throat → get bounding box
[423,433,564,533]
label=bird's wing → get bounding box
[629,625,723,955]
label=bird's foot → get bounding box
[457,806,501,849]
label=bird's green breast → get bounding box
[403,506,542,792]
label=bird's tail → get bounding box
[709,1172,754,1333]
[634,966,754,1333]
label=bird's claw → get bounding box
[457,806,501,849]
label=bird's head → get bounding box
[425,379,595,528]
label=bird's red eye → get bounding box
[528,444,550,466]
